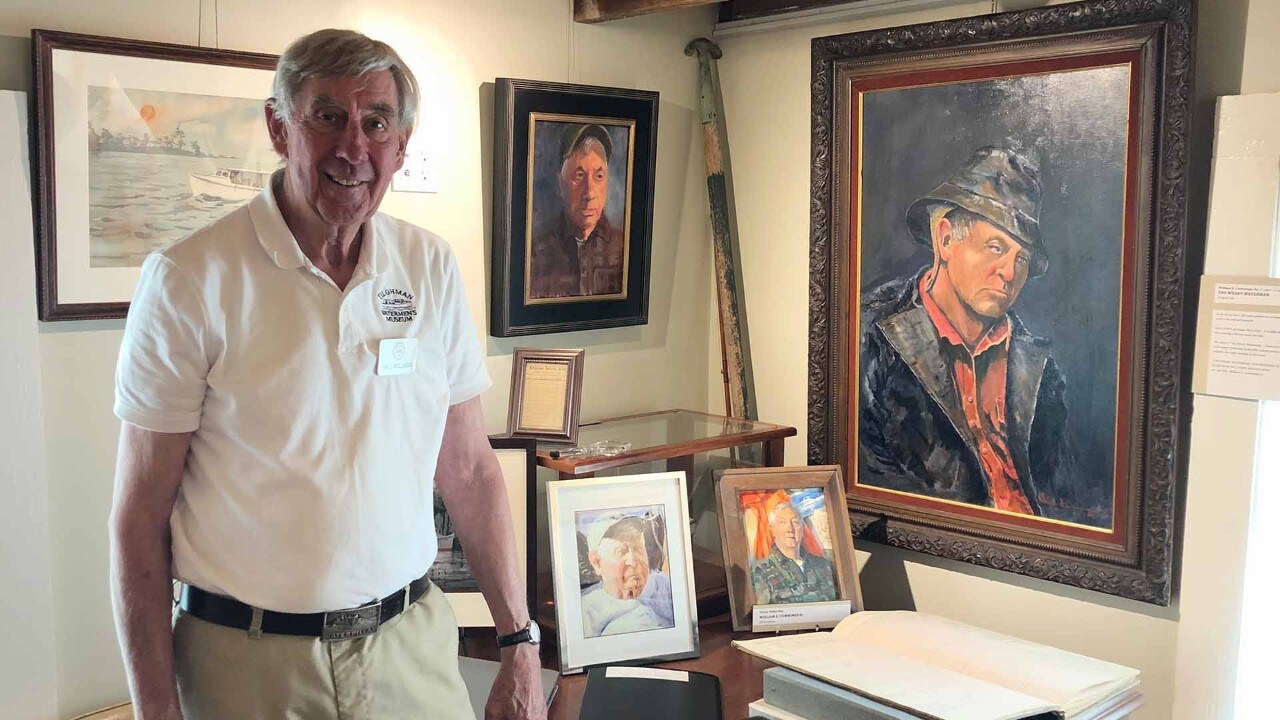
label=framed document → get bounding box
[507,347,585,443]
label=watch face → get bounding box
[528,620,541,644]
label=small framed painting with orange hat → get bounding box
[716,466,862,632]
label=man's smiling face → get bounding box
[270,70,406,230]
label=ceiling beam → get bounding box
[574,0,724,24]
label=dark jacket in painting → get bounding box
[529,215,625,300]
[859,267,1107,527]
[750,545,837,605]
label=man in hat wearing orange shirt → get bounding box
[528,124,626,300]
[859,146,1082,522]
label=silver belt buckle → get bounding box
[321,601,381,642]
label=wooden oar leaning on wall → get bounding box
[686,37,758,432]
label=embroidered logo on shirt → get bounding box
[377,288,418,323]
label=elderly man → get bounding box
[109,30,544,720]
[859,146,1080,522]
[579,515,674,638]
[528,124,626,300]
[750,503,837,605]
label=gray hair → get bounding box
[270,29,419,132]
[768,503,799,525]
[927,203,982,244]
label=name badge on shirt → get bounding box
[376,338,418,376]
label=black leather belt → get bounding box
[178,572,433,642]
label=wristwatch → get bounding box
[496,620,541,648]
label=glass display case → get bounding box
[527,409,797,623]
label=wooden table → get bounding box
[464,615,775,720]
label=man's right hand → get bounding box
[109,423,192,720]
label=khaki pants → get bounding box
[173,582,475,720]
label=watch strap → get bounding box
[496,620,537,648]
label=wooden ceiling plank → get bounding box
[574,0,724,24]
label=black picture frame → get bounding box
[490,78,658,337]
[434,436,539,627]
[807,0,1197,605]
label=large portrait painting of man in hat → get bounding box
[810,0,1196,606]
[858,71,1128,531]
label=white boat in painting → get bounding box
[188,167,272,201]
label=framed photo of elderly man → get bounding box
[808,0,1196,605]
[546,471,699,674]
[491,78,658,336]
[716,466,862,632]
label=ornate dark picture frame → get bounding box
[32,29,278,321]
[490,78,658,337]
[808,0,1196,605]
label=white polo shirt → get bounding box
[115,182,491,613]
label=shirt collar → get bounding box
[249,171,386,276]
[918,270,1011,355]
[563,215,611,246]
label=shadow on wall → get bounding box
[856,527,1181,620]
[857,519,917,612]
[0,35,31,93]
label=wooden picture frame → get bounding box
[70,703,133,720]
[32,29,278,321]
[716,466,862,632]
[507,347,585,444]
[807,0,1196,605]
[719,0,852,23]
[490,78,658,336]
[546,471,700,674]
[431,436,538,627]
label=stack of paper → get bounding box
[736,611,1143,720]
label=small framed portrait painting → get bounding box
[716,466,862,632]
[429,436,537,626]
[547,471,699,674]
[491,78,658,336]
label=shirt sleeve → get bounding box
[435,245,492,405]
[114,253,212,433]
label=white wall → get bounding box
[0,90,59,720]
[1170,0,1280,708]
[0,1,717,716]
[1172,91,1280,720]
[711,1,1270,719]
